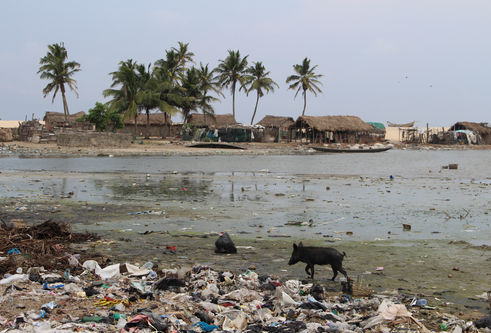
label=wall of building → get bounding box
[57,132,132,147]
[386,127,449,143]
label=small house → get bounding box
[256,116,295,142]
[288,115,374,144]
[448,122,491,145]
[114,113,173,138]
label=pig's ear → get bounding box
[293,243,297,250]
[298,241,303,247]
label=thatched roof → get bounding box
[256,116,295,128]
[124,113,172,126]
[187,113,237,127]
[290,116,374,132]
[44,111,86,125]
[449,122,491,134]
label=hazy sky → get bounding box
[1,0,490,127]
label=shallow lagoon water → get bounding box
[1,149,491,244]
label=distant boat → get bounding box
[312,146,392,153]
[187,143,246,149]
[387,121,416,127]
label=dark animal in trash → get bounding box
[154,277,186,290]
[475,316,491,329]
[214,232,237,253]
[288,242,348,280]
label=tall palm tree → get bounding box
[243,62,279,124]
[135,63,178,139]
[286,57,323,116]
[153,63,182,138]
[155,50,181,83]
[173,42,195,71]
[103,59,141,133]
[37,43,81,123]
[216,50,249,122]
[197,62,223,123]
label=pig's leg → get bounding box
[332,264,347,281]
[331,267,338,281]
[305,264,311,277]
[309,264,315,279]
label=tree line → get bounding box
[37,42,323,138]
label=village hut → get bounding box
[43,111,86,128]
[288,115,375,144]
[448,122,491,145]
[256,116,295,142]
[113,113,173,138]
[187,113,237,127]
[183,114,259,142]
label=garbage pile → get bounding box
[0,221,488,332]
[0,255,487,333]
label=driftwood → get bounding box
[0,219,101,274]
[443,209,470,221]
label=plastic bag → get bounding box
[222,310,247,331]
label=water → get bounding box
[2,149,491,244]
[2,149,491,181]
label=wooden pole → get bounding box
[426,123,429,143]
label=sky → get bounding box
[1,0,490,127]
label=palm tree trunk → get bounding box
[232,90,236,122]
[145,109,150,139]
[61,84,70,124]
[134,114,138,135]
[302,90,307,117]
[163,113,168,139]
[251,92,260,125]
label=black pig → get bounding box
[288,242,348,280]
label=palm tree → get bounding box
[135,63,177,139]
[153,63,183,138]
[37,43,81,123]
[155,50,181,83]
[103,59,141,133]
[216,50,249,122]
[173,42,195,71]
[286,57,323,116]
[243,62,279,124]
[178,67,216,125]
[197,62,223,123]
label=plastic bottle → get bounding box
[142,262,154,270]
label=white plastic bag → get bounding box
[0,274,28,284]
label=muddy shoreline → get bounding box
[2,141,491,319]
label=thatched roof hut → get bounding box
[256,116,295,129]
[123,113,172,126]
[289,115,375,144]
[449,121,491,144]
[187,114,237,127]
[291,116,374,132]
[44,111,86,128]
[449,122,491,134]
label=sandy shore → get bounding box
[2,140,489,158]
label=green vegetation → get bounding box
[78,102,124,132]
[37,43,81,123]
[39,42,325,131]
[243,62,279,124]
[286,57,323,116]
[216,50,249,123]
